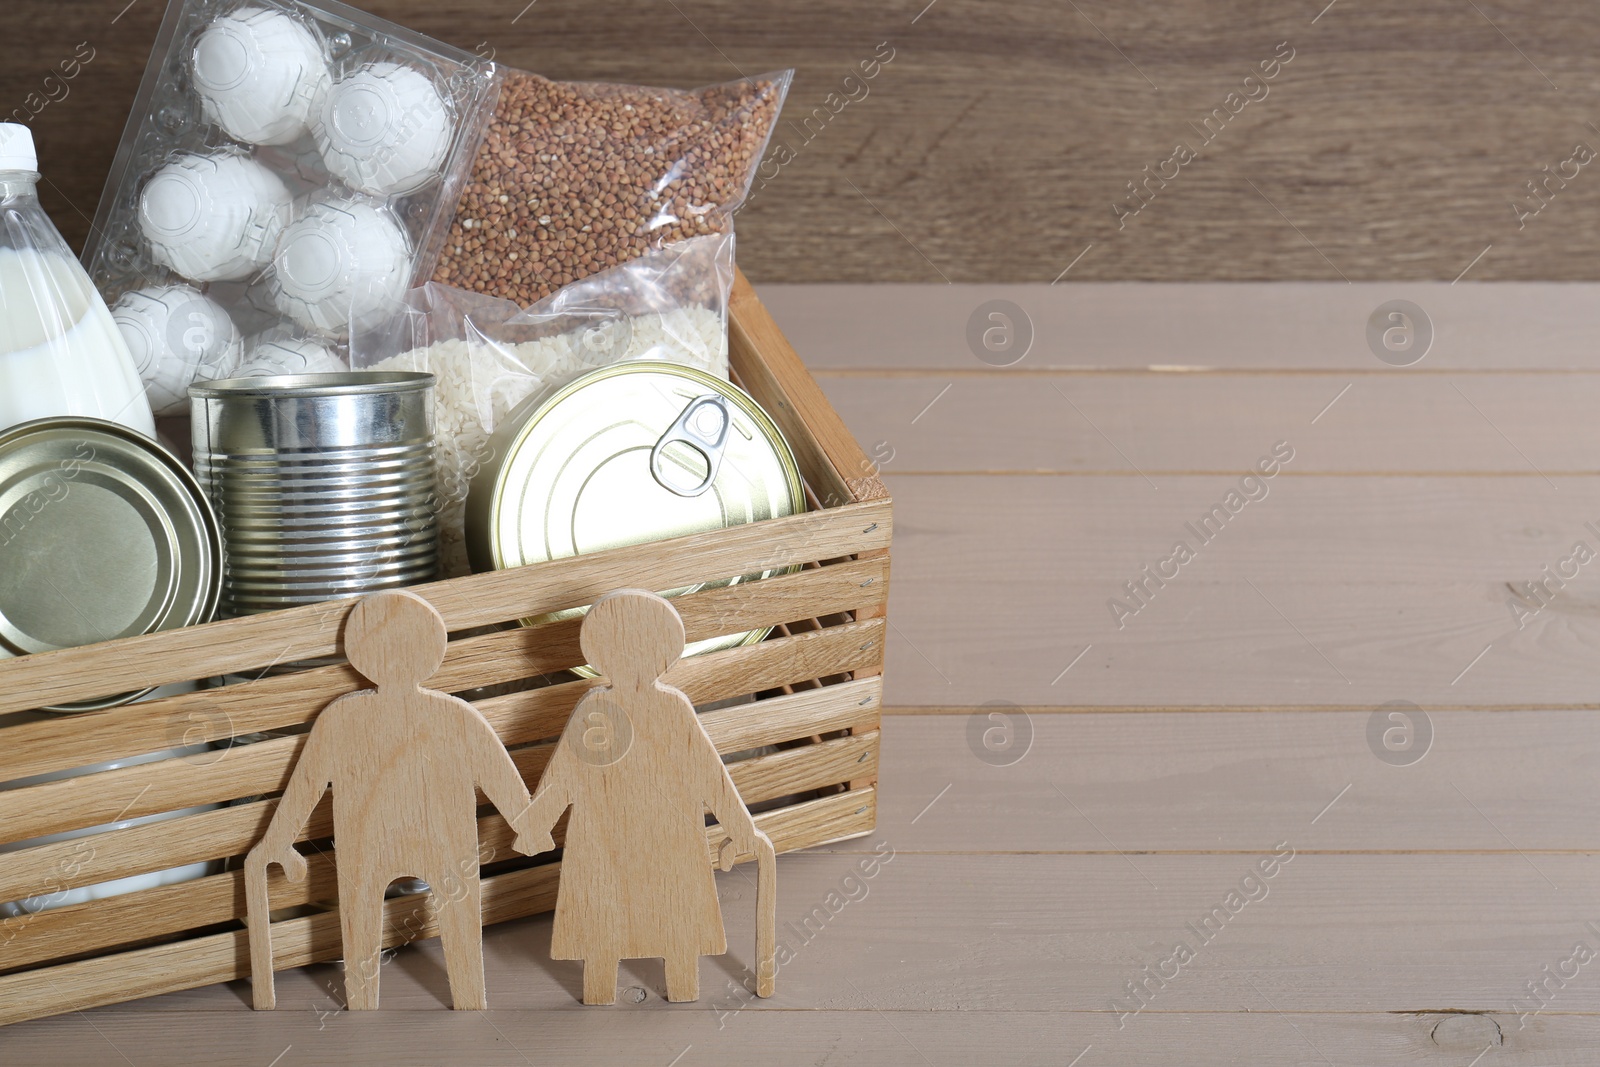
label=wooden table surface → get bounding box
[12,282,1600,1063]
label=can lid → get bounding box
[467,362,806,668]
[0,418,220,708]
[190,369,432,398]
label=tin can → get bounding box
[0,417,221,710]
[466,362,805,672]
[190,372,438,616]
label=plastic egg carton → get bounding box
[81,0,498,414]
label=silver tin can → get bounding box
[189,372,438,616]
[0,417,221,711]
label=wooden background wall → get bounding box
[6,0,1600,282]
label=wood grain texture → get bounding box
[0,552,886,786]
[0,790,873,1028]
[0,669,880,847]
[0,1008,1591,1067]
[817,372,1600,474]
[877,475,1600,707]
[0,499,889,715]
[34,849,1600,1017]
[0,621,883,904]
[0,277,884,1035]
[762,282,1600,371]
[874,712,1600,853]
[0,727,875,976]
[731,268,887,504]
[17,2,1600,281]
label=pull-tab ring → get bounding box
[650,394,730,497]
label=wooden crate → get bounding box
[0,271,891,1027]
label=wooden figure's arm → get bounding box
[465,710,539,851]
[515,740,576,855]
[251,719,336,881]
[705,752,764,859]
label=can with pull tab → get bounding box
[466,361,806,673]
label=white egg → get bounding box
[191,6,330,146]
[314,61,452,196]
[236,336,348,377]
[111,284,243,415]
[270,197,411,337]
[138,151,292,282]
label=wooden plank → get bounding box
[0,1006,1590,1067]
[0,621,884,900]
[764,283,1600,371]
[0,790,875,1027]
[44,851,1600,1019]
[882,475,1600,586]
[0,673,881,846]
[0,500,890,715]
[383,852,1600,1015]
[875,474,1600,707]
[731,269,887,505]
[884,577,1600,707]
[818,371,1600,474]
[24,2,1600,284]
[699,676,880,753]
[875,711,1600,853]
[0,554,887,791]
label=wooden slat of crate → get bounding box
[0,554,888,826]
[0,499,890,716]
[0,618,884,904]
[2,656,882,850]
[0,721,879,975]
[0,525,889,784]
[730,269,887,508]
[0,677,881,973]
[728,269,890,792]
[0,787,876,1027]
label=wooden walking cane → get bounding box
[754,833,777,998]
[244,851,276,1010]
[719,828,777,998]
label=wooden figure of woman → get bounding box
[245,589,540,1012]
[516,589,776,1004]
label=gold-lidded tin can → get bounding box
[467,362,805,672]
[0,417,221,711]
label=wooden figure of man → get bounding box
[246,589,539,1011]
[518,589,777,1004]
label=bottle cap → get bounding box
[0,124,37,172]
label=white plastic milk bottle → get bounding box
[0,124,155,436]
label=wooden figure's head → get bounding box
[344,589,448,689]
[580,589,685,688]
